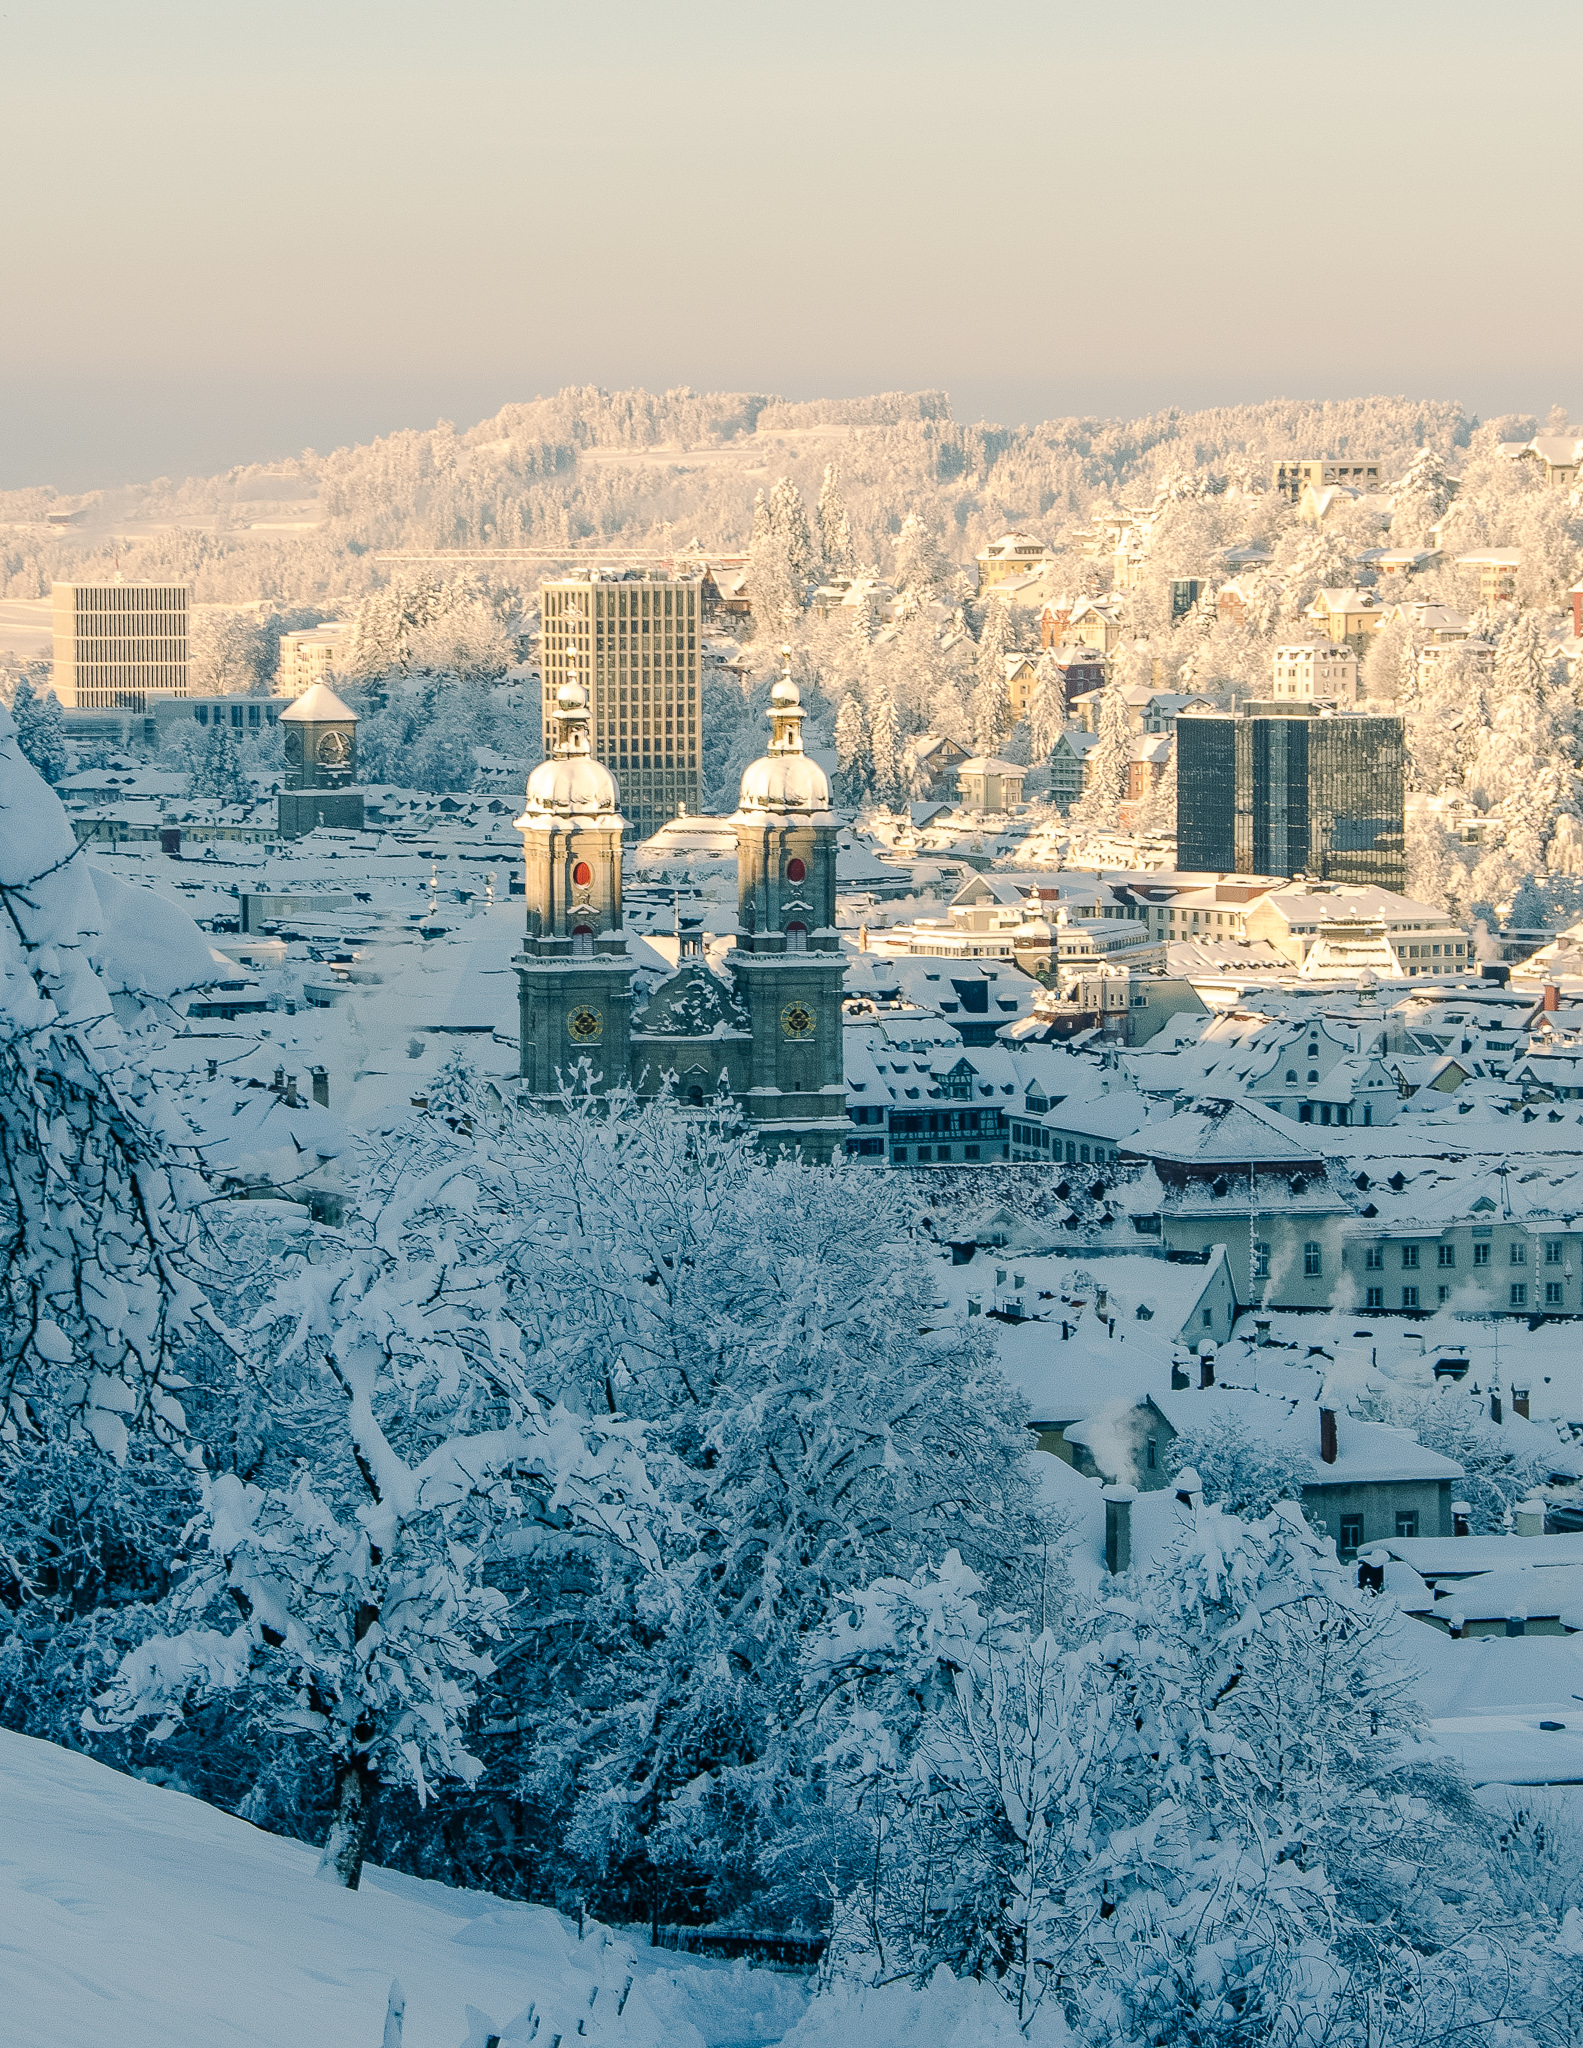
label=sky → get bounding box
[3,0,1580,490]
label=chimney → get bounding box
[1452,1501,1472,1537]
[1103,1486,1136,1575]
[1253,1315,1272,1346]
[1545,984,1560,1013]
[1171,1356,1190,1391]
[1515,1498,1546,1538]
[1506,1610,1527,1638]
[206,1059,218,1080]
[311,1066,330,1108]
[1173,1466,1203,1510]
[1512,1385,1530,1419]
[1490,1390,1503,1425]
[1320,1406,1338,1465]
[284,1076,298,1108]
[270,1066,285,1095]
[1447,1612,1466,1639]
[1199,1342,1216,1389]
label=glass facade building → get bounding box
[1176,708,1404,889]
[540,572,702,842]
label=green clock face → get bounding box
[780,1000,816,1041]
[568,1004,603,1043]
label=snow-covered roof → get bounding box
[278,682,358,723]
[1148,1385,1465,1487]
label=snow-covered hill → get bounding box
[0,1730,808,2048]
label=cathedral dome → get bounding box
[518,680,621,824]
[736,655,831,816]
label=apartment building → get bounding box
[1273,457,1382,502]
[276,622,350,697]
[1455,550,1522,603]
[539,571,702,841]
[1270,642,1358,704]
[975,530,1054,594]
[52,581,188,711]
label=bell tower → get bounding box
[514,680,634,1101]
[727,653,848,1161]
[278,682,365,837]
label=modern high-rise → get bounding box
[1176,706,1405,891]
[538,571,702,841]
[52,581,189,711]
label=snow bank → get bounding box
[0,1730,802,2048]
[780,1966,1069,2046]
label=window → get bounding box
[1546,1281,1564,1306]
[1402,1285,1420,1309]
[1437,1244,1455,1268]
[571,925,594,956]
[1511,1242,1527,1265]
[1365,1245,1383,1270]
[1303,1241,1322,1277]
[1401,1245,1419,1270]
[572,860,593,886]
[1438,1285,1450,1304]
[1339,1515,1363,1558]
[1252,1242,1270,1279]
[1395,1510,1419,1539]
[1547,1241,1566,1265]
[784,921,808,952]
[1145,1436,1157,1471]
[893,1147,907,1162]
[1366,1286,1383,1309]
[1473,1243,1491,1267]
[1511,1283,1528,1308]
[965,1144,980,1160]
[1202,1308,1214,1329]
[786,857,806,882]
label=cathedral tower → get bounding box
[514,679,634,1100]
[726,653,848,1160]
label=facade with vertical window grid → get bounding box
[52,581,189,712]
[539,573,701,842]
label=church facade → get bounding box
[514,665,849,1161]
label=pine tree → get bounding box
[1389,446,1456,546]
[11,674,67,785]
[833,695,870,801]
[1070,684,1132,830]
[817,464,854,578]
[185,718,253,804]
[892,509,947,603]
[868,690,902,803]
[1026,653,1067,763]
[746,478,815,632]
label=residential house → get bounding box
[957,756,1026,813]
[1501,435,1583,489]
[1303,586,1387,645]
[1048,728,1101,811]
[901,730,971,798]
[1065,595,1126,653]
[976,530,1054,594]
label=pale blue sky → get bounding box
[3,0,1578,488]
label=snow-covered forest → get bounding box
[8,383,1583,933]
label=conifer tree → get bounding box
[816,463,854,578]
[10,674,67,785]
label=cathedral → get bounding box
[513,662,850,1161]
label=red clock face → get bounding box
[786,857,806,882]
[573,861,592,886]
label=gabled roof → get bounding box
[1122,1095,1325,1167]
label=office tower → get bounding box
[51,581,188,711]
[1176,707,1405,890]
[538,572,702,841]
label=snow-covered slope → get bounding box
[0,1731,805,2048]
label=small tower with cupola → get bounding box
[514,679,634,1100]
[726,652,848,1160]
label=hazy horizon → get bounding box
[4,0,1580,491]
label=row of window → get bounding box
[1363,1283,1558,1310]
[892,1143,1007,1163]
[1267,1238,1571,1282]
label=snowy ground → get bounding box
[0,1730,808,2048]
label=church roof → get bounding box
[734,660,831,817]
[280,682,358,723]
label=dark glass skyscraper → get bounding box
[1176,708,1404,890]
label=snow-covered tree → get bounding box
[1025,654,1067,763]
[868,690,902,803]
[817,464,854,579]
[1162,1416,1314,1519]
[93,1077,661,1889]
[812,1497,1482,2040]
[834,694,870,802]
[891,509,948,604]
[1069,685,1131,831]
[0,703,217,1607]
[746,478,816,632]
[1390,447,1457,547]
[182,717,254,804]
[189,610,268,696]
[10,674,67,785]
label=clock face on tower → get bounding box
[316,729,350,766]
[567,1004,603,1043]
[780,1000,816,1041]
